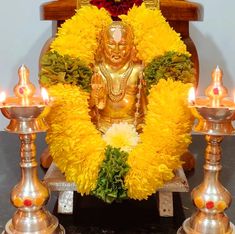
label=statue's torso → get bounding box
[92,62,146,132]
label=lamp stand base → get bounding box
[2,214,65,234]
[177,218,235,234]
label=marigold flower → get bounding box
[125,79,193,200]
[120,4,189,64]
[45,84,106,194]
[103,122,139,152]
[51,6,112,65]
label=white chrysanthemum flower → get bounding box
[103,122,139,152]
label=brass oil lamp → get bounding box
[178,66,235,234]
[1,65,64,234]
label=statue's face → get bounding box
[103,23,133,66]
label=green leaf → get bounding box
[92,146,130,203]
[144,51,195,91]
[39,51,93,91]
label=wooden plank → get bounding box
[41,0,203,22]
[44,163,189,193]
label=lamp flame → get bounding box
[41,88,49,104]
[188,87,195,104]
[0,92,6,104]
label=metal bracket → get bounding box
[58,191,74,214]
[144,0,160,9]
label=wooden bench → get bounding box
[44,163,189,217]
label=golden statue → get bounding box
[90,21,147,133]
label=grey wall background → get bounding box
[0,0,235,129]
[0,0,51,128]
[190,0,235,95]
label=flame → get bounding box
[188,87,195,104]
[0,92,6,104]
[41,88,49,104]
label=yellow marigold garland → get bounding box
[125,79,193,199]
[51,6,112,64]
[44,80,193,199]
[45,84,106,195]
[51,4,188,65]
[120,4,189,64]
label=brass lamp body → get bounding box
[1,65,65,234]
[178,67,235,234]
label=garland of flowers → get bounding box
[50,4,190,66]
[40,4,195,202]
[40,51,92,91]
[45,84,106,194]
[120,4,190,64]
[144,51,195,91]
[50,6,112,65]
[125,79,193,199]
[92,146,130,203]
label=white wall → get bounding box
[0,0,52,128]
[190,0,235,95]
[0,1,234,129]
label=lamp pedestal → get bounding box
[178,66,235,234]
[2,133,64,234]
[1,65,64,234]
[178,134,235,234]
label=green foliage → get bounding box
[144,51,195,91]
[92,146,130,203]
[39,51,93,92]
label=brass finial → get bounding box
[144,0,160,9]
[79,0,90,7]
[205,66,228,107]
[14,65,36,106]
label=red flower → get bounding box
[90,0,143,18]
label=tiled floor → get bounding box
[0,132,235,233]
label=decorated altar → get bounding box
[37,0,204,218]
[1,1,235,234]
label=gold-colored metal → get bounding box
[14,65,36,106]
[1,105,48,134]
[179,135,233,234]
[144,0,160,9]
[193,106,235,135]
[78,0,160,9]
[76,0,80,9]
[1,65,64,234]
[90,21,147,132]
[79,0,91,7]
[178,67,235,234]
[205,66,228,108]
